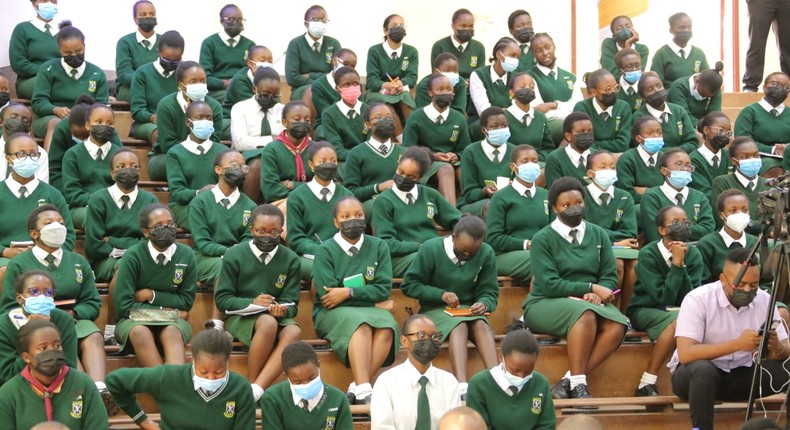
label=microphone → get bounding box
[764,172,790,187]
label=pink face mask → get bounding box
[339,85,362,105]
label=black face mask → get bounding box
[665,221,691,242]
[256,94,279,111]
[453,247,472,262]
[389,27,406,43]
[90,124,114,144]
[710,133,730,150]
[138,17,157,33]
[615,28,633,44]
[373,117,396,139]
[148,225,177,249]
[63,53,85,69]
[159,57,180,73]
[253,235,279,253]
[222,167,246,188]
[515,27,535,44]
[33,349,66,378]
[765,86,789,106]
[433,94,454,109]
[288,122,311,141]
[224,22,243,38]
[558,205,585,227]
[646,89,668,108]
[456,29,474,43]
[411,339,441,365]
[730,287,758,307]
[574,132,595,151]
[674,30,693,45]
[3,117,30,135]
[514,88,536,105]
[393,173,417,192]
[313,162,338,181]
[601,92,618,108]
[340,218,366,241]
[0,92,10,108]
[114,168,140,190]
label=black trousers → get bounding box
[672,359,790,430]
[742,0,790,90]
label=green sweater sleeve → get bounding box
[166,151,198,205]
[343,151,376,201]
[609,195,638,241]
[155,96,183,155]
[80,373,110,428]
[9,25,40,78]
[54,310,78,368]
[465,378,492,428]
[400,245,448,305]
[600,39,618,77]
[668,81,690,112]
[30,65,56,117]
[151,257,196,311]
[639,190,663,243]
[544,154,562,188]
[402,114,420,147]
[214,249,252,312]
[321,110,351,161]
[115,36,136,87]
[676,108,699,154]
[650,49,667,87]
[690,195,715,241]
[130,68,154,123]
[285,193,319,256]
[199,38,226,91]
[280,256,301,320]
[106,366,164,424]
[285,38,310,89]
[474,246,500,312]
[259,146,291,202]
[365,47,385,93]
[113,251,142,317]
[485,195,525,252]
[636,245,702,306]
[61,149,91,207]
[460,148,485,204]
[51,189,76,252]
[73,256,101,321]
[85,194,114,261]
[531,231,595,298]
[352,240,393,303]
[312,240,392,305]
[402,48,419,88]
[371,197,420,256]
[188,196,227,257]
[734,106,774,153]
[432,190,463,231]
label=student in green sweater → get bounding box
[633,72,698,154]
[544,112,594,187]
[430,9,486,80]
[313,197,399,405]
[614,48,645,112]
[627,205,703,397]
[505,73,555,161]
[371,146,462,277]
[639,148,715,243]
[9,0,60,99]
[31,23,108,150]
[222,45,272,118]
[261,341,354,430]
[467,328,556,429]
[401,216,499,395]
[0,103,49,182]
[129,30,184,144]
[114,0,160,102]
[85,149,158,282]
[150,61,225,182]
[415,53,468,114]
[319,67,368,161]
[485,145,550,282]
[522,177,628,400]
[616,117,665,205]
[364,14,419,134]
[739,72,790,177]
[508,9,536,72]
[285,5,343,101]
[310,48,358,129]
[199,4,256,103]
[215,204,302,402]
[166,100,226,229]
[710,137,770,232]
[106,324,256,430]
[600,16,649,80]
[667,66,724,126]
[459,107,515,218]
[689,112,732,196]
[573,69,633,153]
[469,37,520,120]
[0,319,108,429]
[650,13,710,87]
[62,104,120,228]
[287,142,353,280]
[113,204,196,367]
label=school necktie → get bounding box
[495,79,505,87]
[648,156,656,168]
[675,193,684,205]
[627,87,635,96]
[44,23,52,36]
[142,40,151,50]
[70,69,78,80]
[508,386,519,396]
[406,193,415,205]
[523,113,530,126]
[258,252,268,264]
[156,254,166,266]
[320,188,330,202]
[492,148,500,164]
[391,52,398,61]
[548,71,556,80]
[729,242,744,249]
[600,112,610,122]
[95,148,103,162]
[120,195,130,211]
[771,109,780,117]
[457,44,464,54]
[569,228,579,245]
[347,110,356,120]
[348,246,359,256]
[660,112,669,124]
[416,376,430,430]
[228,39,236,48]
[600,193,610,206]
[260,110,271,136]
[299,399,309,411]
[524,190,532,199]
[44,254,57,269]
[747,181,755,191]
[313,42,320,53]
[197,145,205,156]
[379,143,388,154]
[678,49,685,59]
[520,44,528,54]
[436,116,444,125]
[18,186,28,199]
[577,156,585,170]
[667,256,673,266]
[220,198,230,209]
[712,155,719,169]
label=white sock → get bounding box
[638,372,657,389]
[211,320,224,331]
[251,383,264,401]
[458,382,469,395]
[568,374,587,390]
[95,381,107,391]
[347,382,356,394]
[563,370,571,380]
[104,325,116,339]
[355,383,372,398]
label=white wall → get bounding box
[0,0,782,92]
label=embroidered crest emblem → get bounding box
[325,416,336,429]
[470,56,478,68]
[677,121,684,135]
[365,266,375,281]
[75,265,83,283]
[615,116,621,131]
[325,46,334,64]
[173,268,184,284]
[615,208,624,223]
[71,396,83,418]
[426,202,435,219]
[531,396,542,414]
[224,401,235,418]
[37,199,48,206]
[88,81,96,92]
[634,98,643,110]
[242,210,251,227]
[275,274,286,289]
[694,204,700,220]
[401,57,409,71]
[694,60,701,72]
[543,200,549,216]
[566,80,574,91]
[450,127,459,142]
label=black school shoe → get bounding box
[635,383,660,397]
[570,383,592,399]
[353,393,372,405]
[550,378,570,399]
[100,388,120,416]
[346,391,356,404]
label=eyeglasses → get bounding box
[148,222,176,231]
[224,163,250,173]
[8,151,41,161]
[765,81,790,91]
[27,287,56,298]
[308,17,329,23]
[707,127,733,137]
[598,84,621,93]
[669,162,695,172]
[621,64,641,72]
[252,228,282,237]
[404,331,443,342]
[371,115,394,122]
[222,18,246,25]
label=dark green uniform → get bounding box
[505,107,555,161]
[600,38,649,80]
[710,173,769,233]
[633,102,698,153]
[735,103,790,173]
[583,185,638,243]
[458,141,514,214]
[130,62,178,142]
[199,33,256,92]
[544,148,588,187]
[471,66,514,114]
[698,230,758,284]
[689,148,731,196]
[344,142,404,204]
[466,368,556,430]
[165,142,225,229]
[667,76,723,126]
[319,102,369,161]
[49,122,121,191]
[115,32,160,101]
[617,83,644,112]
[430,36,486,79]
[9,21,59,99]
[364,43,419,105]
[615,147,664,204]
[402,107,471,155]
[573,98,633,152]
[639,185,715,243]
[310,74,339,128]
[62,143,120,228]
[261,380,354,430]
[259,139,315,202]
[285,34,341,99]
[415,75,467,114]
[650,45,709,87]
[527,65,576,104]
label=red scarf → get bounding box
[21,365,69,421]
[277,131,311,182]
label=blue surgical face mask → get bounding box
[516,162,541,183]
[193,368,228,393]
[500,55,519,73]
[12,157,41,179]
[641,137,664,154]
[291,374,323,400]
[667,170,693,189]
[738,157,762,178]
[441,72,460,87]
[502,364,533,389]
[37,2,58,20]
[190,120,215,141]
[184,83,208,101]
[23,295,55,316]
[486,127,511,146]
[623,70,642,85]
[593,169,618,189]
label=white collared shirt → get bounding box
[646,101,673,122]
[60,58,86,80]
[660,181,689,204]
[366,137,393,157]
[290,380,325,412]
[636,144,658,167]
[147,241,176,265]
[422,102,450,124]
[178,92,190,113]
[551,217,587,244]
[591,97,614,118]
[719,228,746,248]
[391,183,419,204]
[382,41,403,59]
[304,33,324,50]
[511,178,536,198]
[735,169,757,186]
[759,98,786,116]
[481,140,506,163]
[530,64,583,121]
[230,97,285,151]
[335,99,363,118]
[442,235,463,266]
[211,186,241,208]
[218,31,240,47]
[32,245,63,267]
[84,139,113,160]
[490,363,523,395]
[371,359,461,430]
[325,72,336,89]
[29,18,59,35]
[657,239,674,266]
[697,144,722,167]
[507,101,533,126]
[108,184,139,209]
[619,75,637,94]
[668,40,693,58]
[248,240,278,265]
[179,138,213,155]
[333,232,365,256]
[307,178,336,201]
[564,145,590,167]
[152,60,171,79]
[586,182,614,206]
[451,35,468,52]
[0,135,49,183]
[4,176,40,198]
[136,31,157,49]
[469,65,508,116]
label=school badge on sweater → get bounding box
[224,400,235,418]
[71,395,84,418]
[531,394,543,414]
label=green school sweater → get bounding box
[199,33,256,91]
[188,189,256,257]
[285,34,341,90]
[115,32,160,88]
[583,186,638,242]
[0,308,78,386]
[320,103,369,161]
[312,234,393,312]
[31,59,108,117]
[639,185,716,243]
[430,36,487,79]
[261,380,353,430]
[0,250,100,320]
[466,369,555,430]
[573,98,633,152]
[401,236,499,312]
[650,45,709,87]
[698,231,759,283]
[49,122,122,192]
[633,102,698,153]
[344,142,404,202]
[286,183,353,256]
[485,185,551,253]
[215,241,301,319]
[131,62,178,124]
[710,174,770,230]
[471,66,513,111]
[106,364,255,430]
[311,74,340,127]
[259,139,315,202]
[371,185,462,256]
[402,107,471,155]
[113,241,196,318]
[165,142,225,206]
[628,240,703,310]
[527,66,576,103]
[0,368,107,430]
[415,75,468,114]
[365,43,419,92]
[505,108,555,161]
[615,148,665,204]
[667,76,723,125]
[153,93,224,156]
[516,44,536,72]
[600,38,649,80]
[735,103,790,154]
[689,148,731,196]
[9,21,59,79]
[85,187,159,262]
[0,181,75,254]
[62,143,120,207]
[222,67,253,118]
[544,148,587,187]
[618,85,644,112]
[459,141,515,207]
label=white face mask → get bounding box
[725,212,751,234]
[502,363,532,389]
[308,21,328,39]
[39,222,67,248]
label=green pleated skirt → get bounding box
[314,306,399,367]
